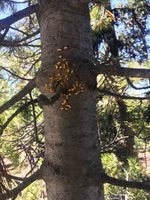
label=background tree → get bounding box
[0,0,150,199]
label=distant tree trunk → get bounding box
[37,0,104,199]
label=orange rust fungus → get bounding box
[45,46,85,111]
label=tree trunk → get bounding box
[37,0,104,199]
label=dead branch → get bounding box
[97,88,150,100]
[0,168,42,200]
[102,172,150,191]
[0,78,36,114]
[0,4,39,30]
[0,99,38,136]
[94,63,150,79]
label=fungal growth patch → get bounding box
[44,46,85,111]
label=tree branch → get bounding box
[1,66,32,81]
[0,168,42,200]
[6,174,24,182]
[94,63,150,79]
[0,41,40,48]
[126,78,150,90]
[0,4,39,30]
[29,93,44,145]
[14,29,40,43]
[102,173,150,191]
[0,78,36,114]
[97,88,150,100]
[80,0,103,3]
[0,99,38,135]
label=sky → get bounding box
[0,0,28,19]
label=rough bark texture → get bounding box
[37,0,104,199]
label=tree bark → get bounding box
[37,0,104,199]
